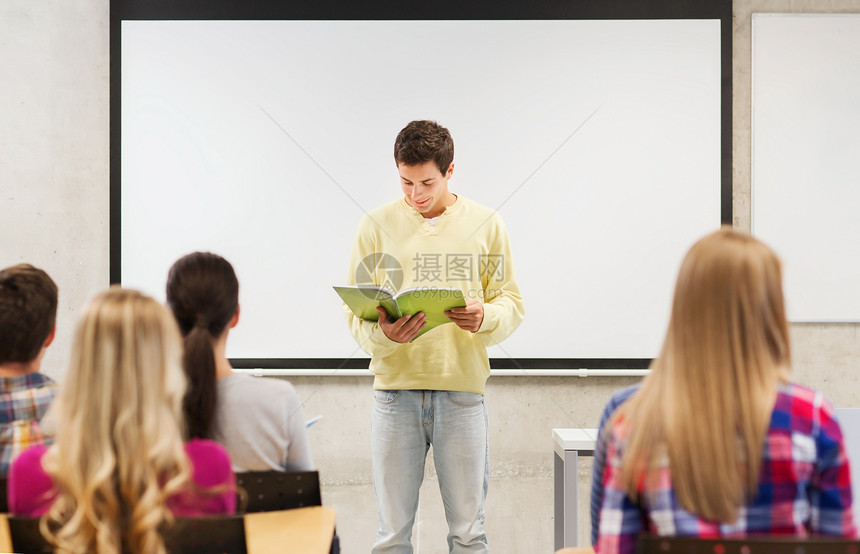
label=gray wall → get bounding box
[1,1,858,552]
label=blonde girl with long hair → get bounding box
[595,227,855,553]
[8,287,236,554]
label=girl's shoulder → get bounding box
[185,438,230,463]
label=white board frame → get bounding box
[111,2,732,370]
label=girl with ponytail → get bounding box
[166,252,313,471]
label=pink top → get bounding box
[8,439,236,517]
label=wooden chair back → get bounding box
[1,508,338,554]
[638,535,860,554]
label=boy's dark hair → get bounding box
[0,264,58,364]
[166,252,239,440]
[394,120,454,175]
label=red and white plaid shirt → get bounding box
[0,373,57,476]
[596,383,857,554]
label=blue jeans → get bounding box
[371,389,489,554]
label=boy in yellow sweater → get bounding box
[344,120,525,553]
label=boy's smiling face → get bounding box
[399,161,455,219]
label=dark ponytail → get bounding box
[166,252,239,440]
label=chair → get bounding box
[164,515,248,554]
[3,507,338,554]
[235,470,322,513]
[236,471,339,553]
[637,535,860,554]
[5,514,247,554]
[244,506,337,554]
[6,516,50,554]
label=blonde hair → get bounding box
[41,287,191,554]
[617,227,791,523]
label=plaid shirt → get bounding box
[0,373,58,476]
[591,385,640,545]
[596,383,857,554]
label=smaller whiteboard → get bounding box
[752,14,860,322]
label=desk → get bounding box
[245,506,337,554]
[553,428,597,550]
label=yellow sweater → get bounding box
[345,195,525,394]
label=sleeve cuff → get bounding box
[478,302,500,334]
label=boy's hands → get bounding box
[377,306,426,343]
[377,300,484,341]
[445,300,484,333]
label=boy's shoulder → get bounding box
[357,196,506,230]
[0,372,57,395]
[26,373,56,387]
[451,196,508,229]
[358,198,407,228]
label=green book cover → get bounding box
[333,285,466,338]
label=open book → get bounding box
[334,285,466,338]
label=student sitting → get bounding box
[166,252,313,471]
[595,227,856,554]
[8,288,235,554]
[0,264,60,476]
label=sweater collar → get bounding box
[400,194,462,219]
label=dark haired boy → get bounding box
[344,120,525,552]
[0,264,59,475]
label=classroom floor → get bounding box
[320,453,591,553]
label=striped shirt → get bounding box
[0,373,57,476]
[596,383,856,554]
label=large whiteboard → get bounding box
[117,17,725,364]
[752,14,860,322]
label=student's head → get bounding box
[617,227,790,523]
[395,120,456,218]
[664,225,790,374]
[61,287,187,429]
[0,264,58,366]
[165,252,239,440]
[44,287,190,554]
[394,120,454,176]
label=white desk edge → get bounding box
[553,428,598,457]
